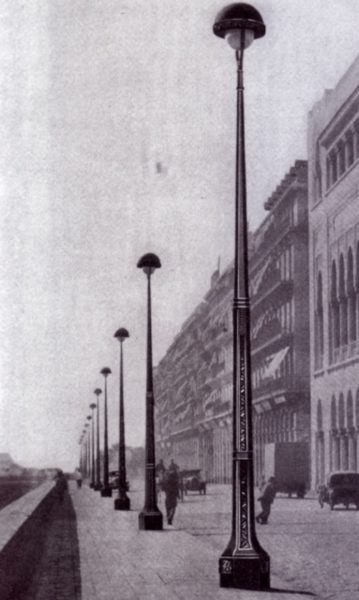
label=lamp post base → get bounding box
[114,495,130,510]
[101,487,112,497]
[219,552,270,590]
[138,509,163,530]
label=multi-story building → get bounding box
[154,267,233,483]
[250,161,310,486]
[309,56,359,487]
[154,161,310,484]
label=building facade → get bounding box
[251,161,310,486]
[154,161,310,485]
[309,56,359,488]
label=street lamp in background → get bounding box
[84,422,90,479]
[113,328,130,511]
[93,388,102,491]
[213,3,270,591]
[100,368,112,497]
[137,253,163,530]
[89,407,96,488]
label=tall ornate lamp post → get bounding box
[137,253,163,530]
[100,368,112,497]
[213,3,270,591]
[93,388,102,491]
[113,328,131,510]
[89,407,96,488]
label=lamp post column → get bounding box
[100,369,112,497]
[137,253,163,530]
[114,329,131,510]
[213,3,270,591]
[94,388,102,491]
[89,406,96,488]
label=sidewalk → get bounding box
[70,483,309,600]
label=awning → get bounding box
[250,257,271,296]
[262,346,290,379]
[251,312,267,339]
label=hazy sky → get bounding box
[0,1,358,471]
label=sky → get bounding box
[0,0,358,471]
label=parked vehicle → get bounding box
[318,471,359,510]
[264,442,309,498]
[180,469,206,495]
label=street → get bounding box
[131,482,359,600]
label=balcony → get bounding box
[251,278,293,311]
[252,375,297,402]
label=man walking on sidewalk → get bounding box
[256,476,276,524]
[163,462,180,526]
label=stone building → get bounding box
[251,161,310,486]
[309,56,359,487]
[154,161,310,484]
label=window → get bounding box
[315,272,324,368]
[346,131,354,166]
[347,247,357,342]
[330,261,340,355]
[338,142,345,176]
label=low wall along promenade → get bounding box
[0,481,56,600]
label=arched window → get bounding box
[347,247,357,342]
[331,395,337,430]
[317,399,323,431]
[338,393,345,430]
[339,254,348,346]
[330,261,340,355]
[315,272,324,368]
[347,391,354,429]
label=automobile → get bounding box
[180,469,206,495]
[109,471,129,491]
[318,471,359,510]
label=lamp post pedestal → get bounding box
[114,494,130,511]
[138,510,163,531]
[219,547,270,590]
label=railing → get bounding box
[253,375,296,400]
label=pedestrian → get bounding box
[256,476,276,524]
[75,468,82,489]
[169,458,179,472]
[54,470,68,504]
[155,459,166,502]
[163,462,180,526]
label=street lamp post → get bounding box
[89,407,96,488]
[100,368,112,497]
[94,388,102,491]
[84,422,90,479]
[213,3,270,591]
[113,328,131,510]
[137,253,163,530]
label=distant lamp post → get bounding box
[93,388,102,491]
[137,253,163,530]
[84,421,90,479]
[89,407,96,488]
[100,368,112,497]
[213,3,270,591]
[113,328,131,510]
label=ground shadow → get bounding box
[270,587,316,596]
[20,489,81,600]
